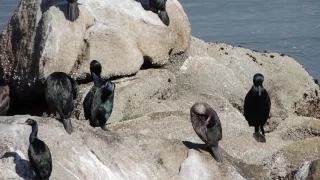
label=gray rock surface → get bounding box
[184,37,319,119]
[0,0,191,99]
[0,1,319,178]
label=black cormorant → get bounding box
[190,102,223,162]
[244,73,271,143]
[83,60,105,121]
[44,72,78,134]
[67,0,79,22]
[149,0,170,26]
[19,119,52,180]
[89,78,115,130]
[83,60,115,130]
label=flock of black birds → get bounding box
[11,59,116,180]
[1,69,271,178]
[0,0,272,179]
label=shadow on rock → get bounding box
[182,140,219,160]
[182,141,268,179]
[1,152,35,180]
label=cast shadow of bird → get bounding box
[1,152,36,180]
[182,140,220,159]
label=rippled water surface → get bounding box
[1,0,319,79]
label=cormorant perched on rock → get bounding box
[83,60,105,121]
[244,73,271,143]
[190,102,223,162]
[83,60,115,130]
[44,72,78,134]
[0,81,10,116]
[19,119,52,180]
[149,0,170,26]
[90,78,115,130]
[67,0,79,22]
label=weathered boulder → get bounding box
[2,110,319,179]
[180,37,320,119]
[0,0,191,99]
[74,69,176,123]
[0,1,319,176]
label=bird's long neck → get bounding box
[29,124,38,143]
[92,72,104,87]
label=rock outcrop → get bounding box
[0,0,191,99]
[0,0,320,179]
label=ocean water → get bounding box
[0,0,319,80]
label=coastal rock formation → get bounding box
[0,0,320,179]
[0,0,191,99]
[183,38,319,119]
[74,69,176,123]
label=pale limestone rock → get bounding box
[0,0,191,99]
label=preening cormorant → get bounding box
[67,0,79,22]
[83,60,115,130]
[244,73,271,143]
[44,72,78,134]
[190,102,223,162]
[0,82,10,116]
[19,119,52,180]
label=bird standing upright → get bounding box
[20,119,52,180]
[244,73,271,142]
[83,60,115,130]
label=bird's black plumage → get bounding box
[67,0,79,22]
[0,84,10,116]
[90,79,115,130]
[190,102,223,162]
[83,60,104,121]
[44,72,78,134]
[23,119,52,180]
[83,60,115,130]
[149,0,170,26]
[244,73,271,142]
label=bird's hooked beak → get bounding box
[258,86,262,96]
[17,122,28,125]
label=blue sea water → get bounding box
[0,0,319,80]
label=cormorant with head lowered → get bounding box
[190,102,223,162]
[44,72,78,134]
[244,73,271,143]
[19,119,52,180]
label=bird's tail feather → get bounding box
[62,118,73,134]
[212,146,223,162]
[158,10,170,26]
[68,2,79,22]
[101,124,109,131]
